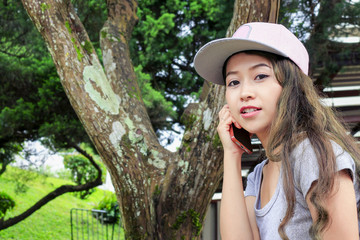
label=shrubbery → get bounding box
[93,193,120,224]
[0,191,15,220]
[63,154,98,199]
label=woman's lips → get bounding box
[240,106,261,118]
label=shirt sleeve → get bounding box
[244,160,267,197]
[245,170,257,197]
[292,139,356,199]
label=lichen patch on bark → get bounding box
[148,150,166,169]
[83,55,121,115]
[109,121,126,157]
[202,108,213,131]
[102,48,117,81]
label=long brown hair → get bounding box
[244,51,360,239]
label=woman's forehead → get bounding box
[226,53,272,72]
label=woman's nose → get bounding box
[240,84,255,101]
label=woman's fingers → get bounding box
[218,110,232,130]
[217,105,245,154]
[218,105,238,128]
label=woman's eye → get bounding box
[228,80,240,86]
[255,74,269,80]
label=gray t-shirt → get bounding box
[244,139,360,239]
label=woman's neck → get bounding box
[257,131,269,149]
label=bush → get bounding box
[63,154,98,199]
[93,193,120,224]
[0,191,15,219]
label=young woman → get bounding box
[194,22,360,240]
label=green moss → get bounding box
[71,37,84,61]
[66,23,91,61]
[212,133,222,149]
[188,209,202,236]
[101,30,107,39]
[65,21,72,34]
[127,85,141,101]
[134,92,141,101]
[153,185,161,198]
[183,114,197,129]
[75,45,84,61]
[172,211,188,230]
[128,88,141,101]
[172,209,202,237]
[182,141,191,152]
[121,134,132,149]
[81,40,93,55]
[128,91,134,99]
[40,3,50,12]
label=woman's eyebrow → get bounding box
[225,70,238,78]
[225,63,271,78]
[250,63,271,70]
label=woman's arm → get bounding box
[306,170,359,240]
[218,104,259,240]
[220,151,259,240]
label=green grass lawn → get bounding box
[0,167,125,240]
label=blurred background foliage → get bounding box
[130,0,234,133]
[0,191,15,219]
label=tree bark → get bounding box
[226,0,280,37]
[20,0,280,239]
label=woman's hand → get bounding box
[217,104,245,155]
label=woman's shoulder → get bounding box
[291,138,355,175]
[291,138,352,159]
[247,159,268,182]
[251,159,268,175]
[290,137,358,198]
[245,159,268,196]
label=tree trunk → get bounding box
[20,0,280,239]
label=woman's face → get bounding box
[225,52,282,143]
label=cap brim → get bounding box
[194,38,288,85]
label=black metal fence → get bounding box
[70,208,124,240]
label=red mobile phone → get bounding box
[229,123,253,154]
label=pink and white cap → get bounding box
[194,22,309,85]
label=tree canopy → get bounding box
[130,0,233,132]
